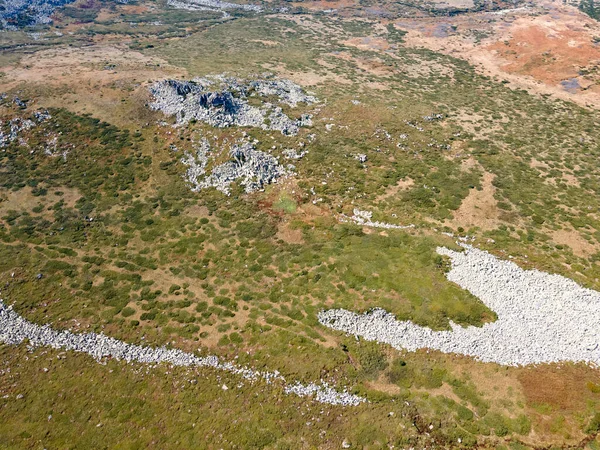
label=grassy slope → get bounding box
[1,2,600,447]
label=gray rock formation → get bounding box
[0,109,52,149]
[182,139,286,195]
[149,74,317,136]
[0,0,76,29]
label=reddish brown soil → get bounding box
[487,25,600,89]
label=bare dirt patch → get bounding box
[0,44,184,127]
[376,177,414,202]
[184,203,210,218]
[0,44,182,90]
[447,171,500,231]
[366,377,403,395]
[551,228,598,258]
[0,187,81,220]
[518,364,600,412]
[276,221,304,244]
[396,0,600,108]
[344,36,391,52]
[486,22,600,92]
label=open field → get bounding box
[1,0,600,447]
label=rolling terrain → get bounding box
[1,0,600,448]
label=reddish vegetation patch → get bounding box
[517,364,600,411]
[487,24,600,91]
[119,4,151,14]
[344,36,391,51]
[288,0,356,10]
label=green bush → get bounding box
[121,307,135,317]
[354,342,387,378]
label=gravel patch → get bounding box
[319,244,600,366]
[0,300,364,406]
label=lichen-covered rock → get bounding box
[182,139,286,195]
[149,74,317,136]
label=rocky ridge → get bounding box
[0,299,364,406]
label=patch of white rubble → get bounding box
[0,299,364,407]
[149,74,316,136]
[340,209,415,230]
[0,110,52,150]
[181,138,287,195]
[319,244,600,366]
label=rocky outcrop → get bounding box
[182,139,286,195]
[0,0,76,29]
[0,109,52,149]
[149,74,317,136]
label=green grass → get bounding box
[2,4,600,447]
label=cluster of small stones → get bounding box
[422,113,444,122]
[149,74,316,136]
[340,209,415,230]
[282,148,308,160]
[181,138,287,195]
[0,110,51,149]
[354,154,367,163]
[319,244,600,366]
[284,382,364,406]
[0,300,364,406]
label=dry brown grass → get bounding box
[517,364,599,412]
[446,171,500,231]
[0,187,81,220]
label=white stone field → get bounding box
[319,244,600,366]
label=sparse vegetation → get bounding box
[1,0,600,447]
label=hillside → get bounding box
[1,0,600,448]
